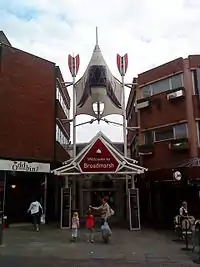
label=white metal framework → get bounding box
[52,131,147,176]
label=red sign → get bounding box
[116,53,128,76]
[68,54,80,78]
[78,139,119,173]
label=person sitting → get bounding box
[179,201,188,219]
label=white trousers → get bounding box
[72,228,78,238]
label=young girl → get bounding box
[86,208,94,243]
[71,212,79,241]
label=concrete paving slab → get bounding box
[0,225,198,265]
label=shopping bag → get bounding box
[40,214,46,224]
[101,221,112,236]
[110,208,114,216]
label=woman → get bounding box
[90,196,114,226]
[179,201,188,219]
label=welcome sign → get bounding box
[78,138,119,173]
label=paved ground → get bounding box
[0,225,199,266]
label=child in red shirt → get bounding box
[86,208,94,243]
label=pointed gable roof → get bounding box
[52,131,147,176]
[74,28,123,119]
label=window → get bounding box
[155,127,173,142]
[142,131,154,144]
[56,124,69,149]
[197,121,200,146]
[171,74,183,90]
[140,86,151,99]
[174,123,187,139]
[192,70,200,95]
[139,74,183,99]
[56,87,69,118]
[151,78,170,94]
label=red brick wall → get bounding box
[138,58,184,85]
[0,45,55,161]
[140,93,187,129]
[141,142,189,170]
[189,55,200,68]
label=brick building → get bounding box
[127,56,200,228]
[0,31,71,224]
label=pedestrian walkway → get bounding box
[0,225,197,265]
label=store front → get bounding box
[53,131,147,231]
[0,159,50,225]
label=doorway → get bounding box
[5,172,44,224]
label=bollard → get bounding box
[0,211,3,246]
[193,221,200,264]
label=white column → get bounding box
[64,176,69,188]
[72,74,76,210]
[131,174,135,189]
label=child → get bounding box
[71,212,79,241]
[86,208,94,243]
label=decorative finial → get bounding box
[96,26,98,46]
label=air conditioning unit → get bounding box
[167,89,184,100]
[136,100,150,109]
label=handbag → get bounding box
[40,214,46,224]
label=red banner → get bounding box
[78,138,119,173]
[116,53,128,76]
[68,54,80,77]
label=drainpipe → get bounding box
[183,58,198,158]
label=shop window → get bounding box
[155,127,173,142]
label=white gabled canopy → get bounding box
[75,28,123,119]
[52,131,147,176]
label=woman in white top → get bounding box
[27,199,43,232]
[90,196,113,226]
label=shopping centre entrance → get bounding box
[52,131,147,230]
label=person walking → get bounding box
[27,199,43,232]
[71,212,79,242]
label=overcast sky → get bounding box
[1,0,200,143]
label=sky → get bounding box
[1,0,200,143]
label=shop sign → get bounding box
[0,160,50,173]
[78,138,119,173]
